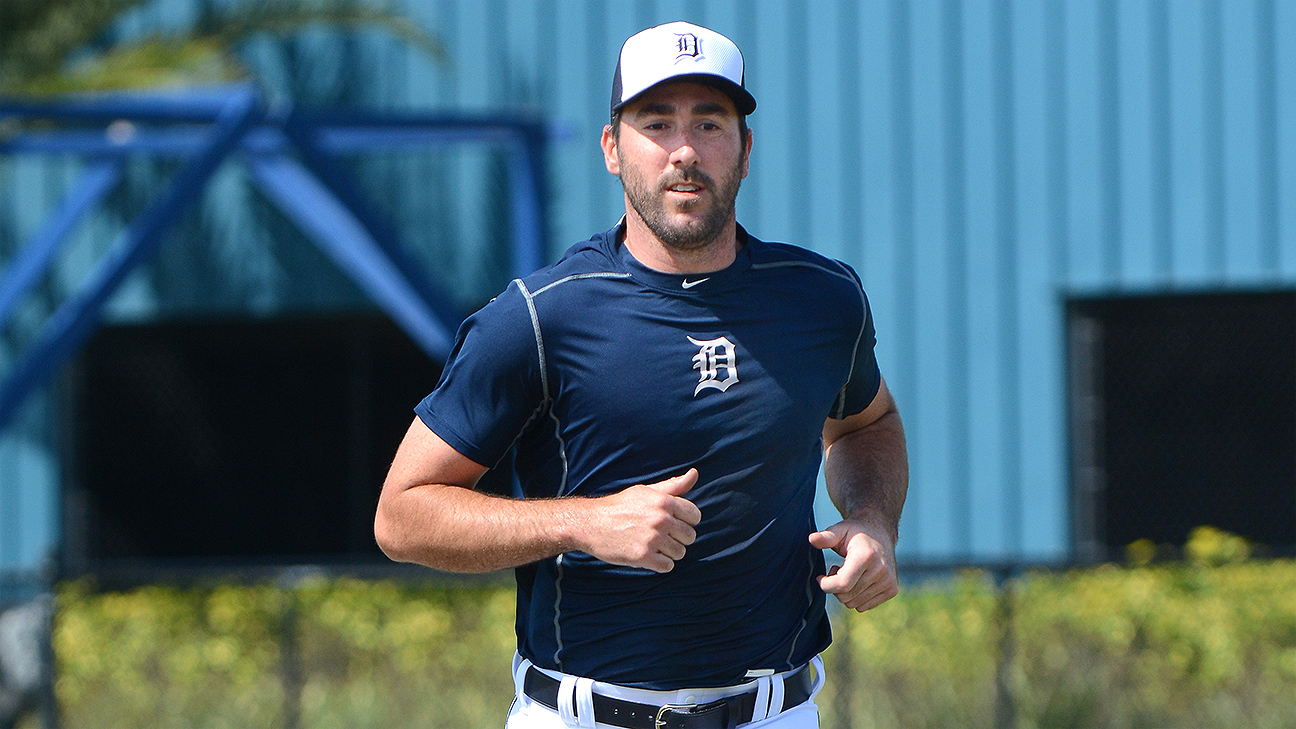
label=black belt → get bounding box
[522,665,813,729]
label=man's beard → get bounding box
[619,157,743,251]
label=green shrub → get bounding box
[291,577,515,729]
[54,577,516,729]
[51,561,1296,729]
[54,580,284,729]
[819,560,1296,729]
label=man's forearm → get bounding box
[823,409,909,544]
[375,471,701,574]
[375,483,581,572]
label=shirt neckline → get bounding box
[608,221,755,295]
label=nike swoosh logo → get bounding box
[681,277,710,289]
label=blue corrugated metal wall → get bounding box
[3,0,1295,580]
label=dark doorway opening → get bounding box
[1068,291,1296,561]
[67,312,457,575]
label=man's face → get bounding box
[602,82,752,251]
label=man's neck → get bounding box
[620,211,741,275]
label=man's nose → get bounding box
[669,137,701,167]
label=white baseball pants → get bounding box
[504,654,825,729]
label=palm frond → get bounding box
[1,0,446,96]
[15,38,247,95]
[0,0,150,92]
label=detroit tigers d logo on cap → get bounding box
[674,31,702,61]
[611,21,757,116]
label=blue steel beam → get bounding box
[0,89,554,131]
[0,85,252,124]
[0,128,251,156]
[245,153,454,360]
[2,111,551,318]
[278,110,463,330]
[0,86,262,431]
[0,126,515,156]
[0,159,123,326]
[0,118,561,156]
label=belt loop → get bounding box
[750,675,772,723]
[574,677,597,728]
[808,655,826,702]
[512,654,531,698]
[558,675,579,727]
[768,672,786,717]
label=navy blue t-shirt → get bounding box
[415,222,881,689]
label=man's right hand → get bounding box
[573,468,702,573]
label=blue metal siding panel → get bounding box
[1064,0,1108,290]
[1012,0,1065,559]
[1255,0,1279,276]
[909,0,957,558]
[1148,0,1174,282]
[547,3,603,252]
[1116,0,1158,288]
[856,0,900,357]
[1203,0,1229,275]
[806,2,854,265]
[600,2,638,223]
[1280,0,1296,277]
[886,0,923,550]
[1097,0,1122,284]
[587,0,618,231]
[744,0,798,244]
[452,0,501,290]
[14,434,57,569]
[963,0,1008,557]
[1221,0,1266,281]
[779,0,810,252]
[1168,0,1213,283]
[992,0,1025,557]
[941,0,972,557]
[0,404,58,582]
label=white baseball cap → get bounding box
[611,21,756,116]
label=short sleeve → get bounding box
[414,282,545,467]
[830,272,882,419]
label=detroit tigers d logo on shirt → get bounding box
[687,335,738,395]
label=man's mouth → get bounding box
[666,183,703,194]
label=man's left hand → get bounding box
[809,520,899,612]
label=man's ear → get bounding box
[741,127,753,179]
[601,124,621,176]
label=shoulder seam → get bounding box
[514,279,551,399]
[836,266,870,419]
[749,259,858,285]
[531,271,632,297]
[512,279,570,494]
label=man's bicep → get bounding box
[414,284,544,467]
[383,416,490,495]
[823,376,897,448]
[375,418,493,566]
